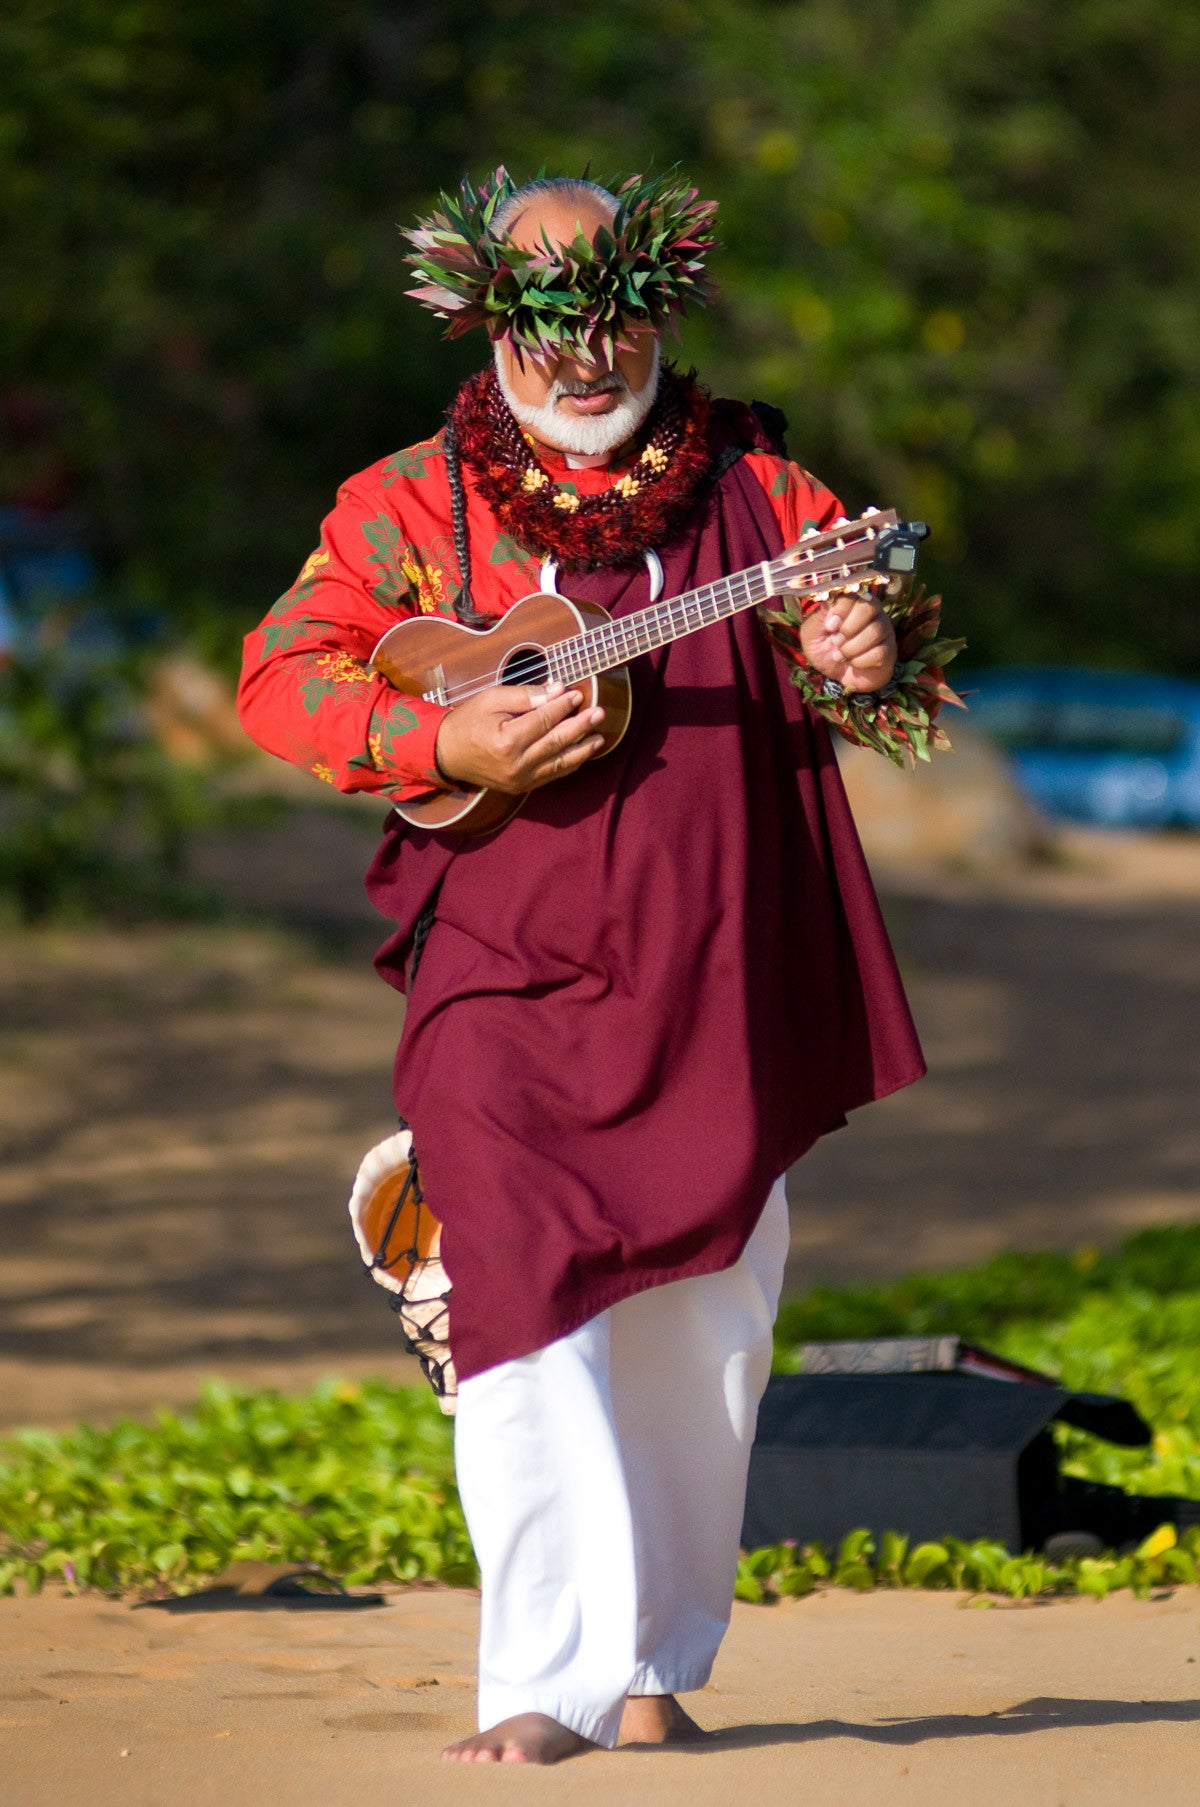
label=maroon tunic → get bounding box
[365,457,924,1380]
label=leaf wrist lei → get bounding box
[447,365,716,571]
[760,585,968,766]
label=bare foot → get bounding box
[442,1711,597,1764]
[618,1693,709,1746]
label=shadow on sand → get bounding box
[133,1561,386,1612]
[700,1695,1200,1749]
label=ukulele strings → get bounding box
[429,535,878,708]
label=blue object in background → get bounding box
[0,506,160,660]
[0,585,17,663]
[964,667,1200,830]
[0,506,95,607]
[1,504,100,663]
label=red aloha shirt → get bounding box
[237,428,843,797]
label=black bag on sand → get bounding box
[743,1338,1199,1557]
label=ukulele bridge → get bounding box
[422,665,449,706]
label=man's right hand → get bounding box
[434,682,606,795]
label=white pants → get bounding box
[453,1177,790,1747]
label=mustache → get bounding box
[551,374,627,400]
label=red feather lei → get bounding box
[447,365,716,571]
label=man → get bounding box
[238,169,958,1764]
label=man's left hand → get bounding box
[798,591,897,693]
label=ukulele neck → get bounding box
[548,558,787,686]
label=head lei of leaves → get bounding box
[403,167,719,365]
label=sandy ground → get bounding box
[2,1586,1197,1806]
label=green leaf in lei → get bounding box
[360,512,410,607]
[763,585,965,767]
[380,436,445,488]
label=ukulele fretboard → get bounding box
[548,560,784,684]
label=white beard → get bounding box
[494,342,661,458]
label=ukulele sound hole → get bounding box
[498,644,551,689]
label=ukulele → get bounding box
[370,508,928,836]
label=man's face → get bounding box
[493,194,660,456]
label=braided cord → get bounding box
[443,426,489,626]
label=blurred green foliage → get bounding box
[0,616,279,922]
[773,1221,1200,1348]
[0,1376,476,1598]
[0,641,218,921]
[2,1,1198,671]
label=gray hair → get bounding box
[491,176,618,241]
